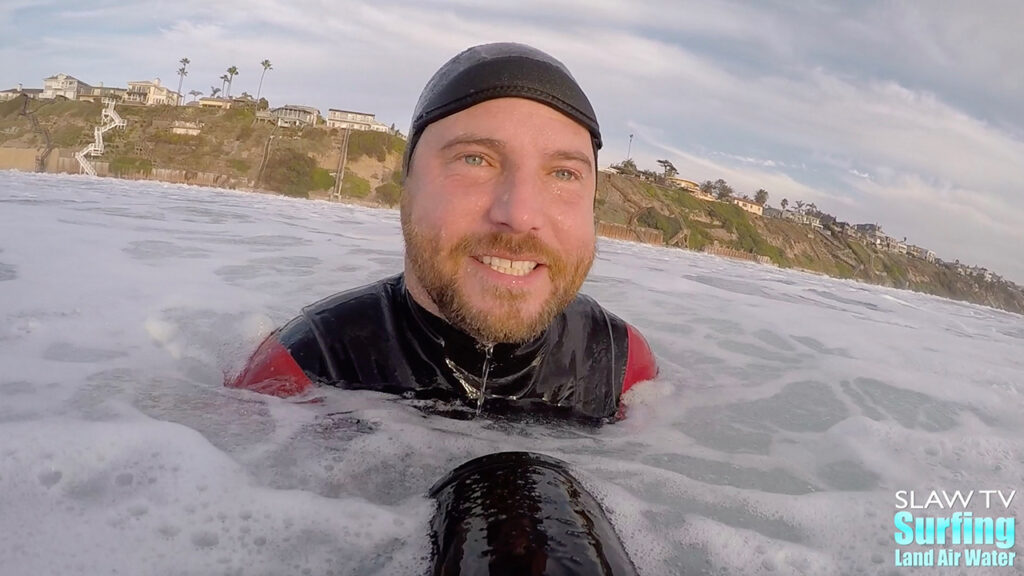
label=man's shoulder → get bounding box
[304,274,403,318]
[564,292,624,327]
[564,292,658,393]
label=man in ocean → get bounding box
[230,42,658,420]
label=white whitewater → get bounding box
[1,171,1022,575]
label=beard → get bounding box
[402,215,594,344]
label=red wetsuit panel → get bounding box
[622,324,658,395]
[228,335,313,397]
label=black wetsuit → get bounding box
[231,274,657,420]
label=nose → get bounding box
[487,166,544,234]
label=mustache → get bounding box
[452,233,562,267]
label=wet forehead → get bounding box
[425,99,594,164]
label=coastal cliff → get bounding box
[2,97,1020,314]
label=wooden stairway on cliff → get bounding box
[17,95,53,173]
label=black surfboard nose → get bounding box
[429,451,639,576]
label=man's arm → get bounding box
[227,316,325,397]
[622,324,658,395]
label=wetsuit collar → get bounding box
[398,275,549,398]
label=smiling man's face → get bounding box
[401,97,597,344]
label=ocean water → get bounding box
[1,170,1022,575]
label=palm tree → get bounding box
[189,89,202,102]
[256,59,273,103]
[226,66,239,97]
[210,86,221,98]
[219,74,229,96]
[781,198,789,210]
[175,57,190,106]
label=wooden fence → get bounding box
[596,221,663,245]
[702,244,774,265]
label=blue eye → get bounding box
[553,169,577,181]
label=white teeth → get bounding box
[478,255,539,277]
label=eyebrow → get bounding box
[440,135,505,153]
[440,134,593,171]
[548,149,593,172]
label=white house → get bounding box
[908,246,936,263]
[730,196,764,216]
[124,79,180,106]
[668,176,700,193]
[42,73,92,99]
[326,109,390,132]
[269,104,320,127]
[77,84,128,103]
[782,210,821,228]
[0,84,42,102]
[199,97,233,110]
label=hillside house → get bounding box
[782,210,821,228]
[42,73,92,100]
[0,84,42,102]
[854,223,883,236]
[125,79,180,106]
[326,109,390,132]
[267,104,320,127]
[199,97,233,109]
[730,196,764,216]
[762,206,783,219]
[668,177,700,193]
[77,85,128,103]
[907,245,936,262]
[691,188,718,202]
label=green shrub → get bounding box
[302,128,328,144]
[311,167,335,190]
[263,148,317,198]
[706,202,785,264]
[229,158,250,173]
[669,189,707,211]
[236,124,254,141]
[50,125,84,147]
[346,130,405,162]
[0,97,24,118]
[224,108,254,124]
[375,182,402,206]
[835,261,854,278]
[684,219,710,250]
[636,207,682,243]
[342,172,371,199]
[109,155,153,176]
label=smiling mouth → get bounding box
[475,255,540,277]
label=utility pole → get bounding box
[627,133,634,160]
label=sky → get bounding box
[2,0,1023,283]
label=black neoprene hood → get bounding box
[402,42,603,172]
